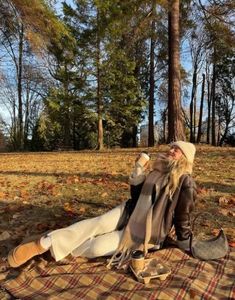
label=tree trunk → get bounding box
[219,123,229,146]
[24,82,29,148]
[12,97,17,149]
[167,0,185,142]
[148,0,156,147]
[217,112,221,146]
[162,108,167,143]
[63,65,71,149]
[193,81,197,141]
[211,60,216,146]
[197,73,205,143]
[132,125,138,147]
[18,24,24,150]
[64,102,71,148]
[206,67,211,144]
[96,11,104,150]
[190,66,197,142]
[72,107,76,149]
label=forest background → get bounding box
[0,0,234,151]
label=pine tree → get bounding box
[168,0,185,142]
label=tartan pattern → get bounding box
[1,247,234,300]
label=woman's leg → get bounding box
[7,203,126,267]
[48,203,126,261]
[72,229,123,258]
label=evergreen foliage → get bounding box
[0,0,234,150]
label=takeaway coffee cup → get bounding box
[131,250,145,273]
[136,152,150,168]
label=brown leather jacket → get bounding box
[117,174,197,244]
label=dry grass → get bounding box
[0,145,234,256]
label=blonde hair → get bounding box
[165,155,193,198]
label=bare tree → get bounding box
[189,37,205,142]
[197,73,205,143]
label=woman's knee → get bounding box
[94,205,124,232]
[87,242,106,258]
[86,231,122,258]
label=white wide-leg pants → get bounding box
[47,203,126,261]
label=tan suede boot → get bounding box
[7,239,48,268]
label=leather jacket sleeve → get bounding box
[128,181,145,215]
[173,175,197,241]
[115,181,144,230]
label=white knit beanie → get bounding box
[171,141,196,163]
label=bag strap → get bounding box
[191,212,223,233]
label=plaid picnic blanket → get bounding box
[1,247,234,300]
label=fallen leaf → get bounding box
[218,196,230,206]
[66,176,80,184]
[0,231,11,241]
[0,191,6,199]
[20,189,30,199]
[101,192,108,198]
[229,242,235,248]
[63,202,77,215]
[79,207,86,213]
[197,187,208,195]
[120,182,129,188]
[211,228,219,234]
[228,210,235,217]
[218,208,230,216]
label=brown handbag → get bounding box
[190,212,229,260]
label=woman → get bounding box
[5,141,196,269]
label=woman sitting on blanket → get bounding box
[5,141,197,269]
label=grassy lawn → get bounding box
[0,145,234,257]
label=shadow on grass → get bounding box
[0,197,117,258]
[198,181,235,194]
[0,170,128,183]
